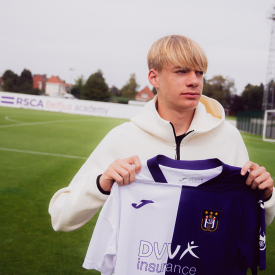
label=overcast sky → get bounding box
[1,0,275,94]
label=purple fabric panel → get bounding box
[147,157,167,183]
[156,155,223,170]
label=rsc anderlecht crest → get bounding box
[201,209,221,232]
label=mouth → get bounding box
[180,93,200,98]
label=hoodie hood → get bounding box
[131,95,225,145]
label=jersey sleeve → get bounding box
[83,184,120,275]
[239,192,266,274]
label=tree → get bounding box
[2,69,36,94]
[17,69,33,94]
[121,74,139,99]
[71,75,85,99]
[152,87,157,95]
[2,70,18,92]
[19,81,33,94]
[203,75,235,108]
[82,70,110,101]
[110,86,121,96]
[241,84,264,111]
[32,88,43,95]
[228,94,245,115]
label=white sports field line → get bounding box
[0,116,102,128]
[5,116,25,124]
[0,147,88,160]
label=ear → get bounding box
[148,69,160,88]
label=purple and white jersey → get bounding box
[83,155,266,275]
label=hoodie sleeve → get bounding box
[48,125,127,232]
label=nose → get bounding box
[186,71,199,88]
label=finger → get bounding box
[107,166,124,185]
[112,164,130,186]
[250,172,268,190]
[257,175,273,190]
[257,179,273,191]
[124,155,142,174]
[241,161,260,176]
[119,161,136,183]
[246,167,266,187]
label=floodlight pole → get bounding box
[263,4,275,110]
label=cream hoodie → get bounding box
[49,95,275,231]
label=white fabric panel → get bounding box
[109,181,181,274]
[135,160,155,182]
[159,165,223,186]
[84,163,182,274]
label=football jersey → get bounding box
[83,155,266,275]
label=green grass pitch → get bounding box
[0,106,274,275]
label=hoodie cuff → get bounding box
[264,187,275,227]
[96,174,111,195]
[264,193,272,202]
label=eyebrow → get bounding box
[172,66,190,71]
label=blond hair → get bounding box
[147,35,208,73]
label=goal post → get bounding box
[263,109,275,142]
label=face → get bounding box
[148,63,204,112]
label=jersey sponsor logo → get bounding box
[201,209,221,232]
[138,240,200,259]
[132,200,154,209]
[180,241,200,259]
[259,229,266,251]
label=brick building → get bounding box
[135,86,155,101]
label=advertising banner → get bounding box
[0,92,144,119]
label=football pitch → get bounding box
[0,106,274,275]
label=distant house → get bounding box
[32,74,69,97]
[135,86,155,101]
[45,76,69,97]
[33,74,47,92]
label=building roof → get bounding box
[135,86,155,101]
[33,74,47,90]
[47,76,69,86]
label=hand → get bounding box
[99,155,142,192]
[241,161,274,200]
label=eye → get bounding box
[196,71,203,76]
[175,69,187,74]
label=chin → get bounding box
[180,100,199,110]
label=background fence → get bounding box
[237,110,275,139]
[236,111,264,136]
[264,111,275,140]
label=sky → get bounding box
[1,0,275,94]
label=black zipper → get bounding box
[170,122,194,160]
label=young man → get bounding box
[49,35,274,232]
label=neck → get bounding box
[157,100,195,136]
